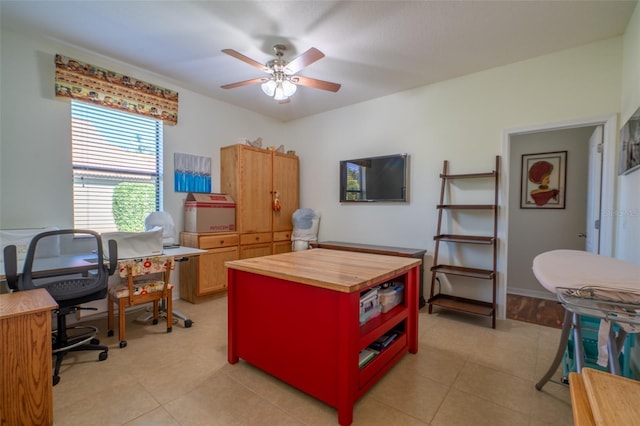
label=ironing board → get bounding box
[533,249,640,390]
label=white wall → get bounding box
[615,2,640,374]
[284,38,623,305]
[618,4,640,265]
[0,28,282,296]
[0,28,282,230]
[287,38,622,245]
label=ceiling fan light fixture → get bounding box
[261,79,277,97]
[273,83,287,101]
[222,45,340,102]
[264,77,296,101]
[282,80,297,97]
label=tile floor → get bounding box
[53,297,573,425]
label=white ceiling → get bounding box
[1,1,636,122]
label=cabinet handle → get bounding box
[273,190,281,212]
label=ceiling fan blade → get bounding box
[291,76,341,92]
[284,47,325,74]
[221,77,268,90]
[222,49,270,73]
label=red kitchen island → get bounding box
[226,248,421,425]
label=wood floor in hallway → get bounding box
[506,294,565,329]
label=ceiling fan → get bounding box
[220,44,341,103]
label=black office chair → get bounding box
[3,229,117,385]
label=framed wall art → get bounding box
[619,106,640,175]
[520,151,567,209]
[174,152,211,193]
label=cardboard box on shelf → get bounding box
[184,193,236,233]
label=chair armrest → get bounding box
[3,245,18,290]
[107,239,118,275]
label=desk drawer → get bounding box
[240,232,272,245]
[273,231,292,242]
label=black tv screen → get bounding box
[340,153,409,202]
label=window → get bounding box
[71,101,163,233]
[345,162,365,200]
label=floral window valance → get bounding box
[55,54,178,125]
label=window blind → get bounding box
[71,101,162,233]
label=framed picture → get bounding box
[174,152,211,193]
[520,151,567,209]
[619,106,640,175]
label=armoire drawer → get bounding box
[273,231,292,242]
[198,233,239,249]
[240,232,272,245]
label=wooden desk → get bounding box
[1,288,58,426]
[569,368,640,426]
[0,245,204,280]
[226,248,421,426]
[311,241,427,308]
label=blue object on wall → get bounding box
[174,152,211,193]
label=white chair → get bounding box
[144,211,177,246]
[291,208,321,251]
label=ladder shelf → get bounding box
[428,156,500,328]
[428,294,494,317]
[433,235,495,245]
[431,264,494,280]
[436,204,495,210]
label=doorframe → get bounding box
[498,114,617,319]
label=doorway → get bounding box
[498,115,617,320]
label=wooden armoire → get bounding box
[220,144,299,258]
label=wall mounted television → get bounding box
[340,153,409,202]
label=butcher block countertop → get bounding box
[225,248,421,293]
[569,368,640,426]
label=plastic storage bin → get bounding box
[379,284,404,313]
[360,286,381,325]
[562,315,635,380]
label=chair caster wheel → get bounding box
[91,338,100,345]
[119,341,127,348]
[184,319,193,328]
[53,375,60,386]
[99,351,108,361]
[107,330,114,337]
[152,319,158,325]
